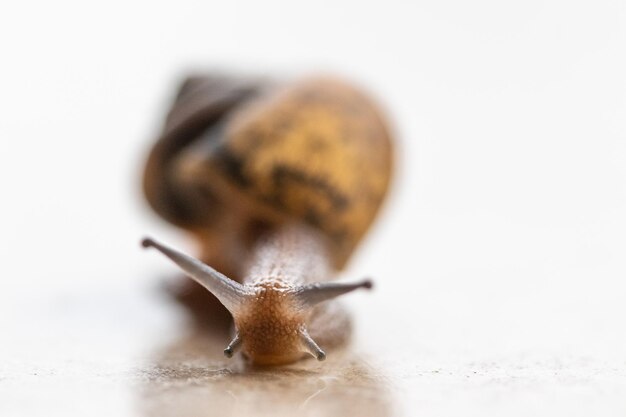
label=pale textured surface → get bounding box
[1,276,626,417]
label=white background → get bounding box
[1,1,625,416]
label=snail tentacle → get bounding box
[294,279,373,308]
[141,237,252,313]
[299,328,326,361]
[223,332,242,358]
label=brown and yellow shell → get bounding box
[144,75,393,271]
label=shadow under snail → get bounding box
[141,74,394,365]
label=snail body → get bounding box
[142,74,393,365]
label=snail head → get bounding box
[141,237,372,365]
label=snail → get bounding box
[141,75,393,365]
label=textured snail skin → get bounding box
[234,224,338,365]
[142,74,393,364]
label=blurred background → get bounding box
[0,0,625,416]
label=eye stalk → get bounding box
[294,279,373,308]
[141,237,253,314]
